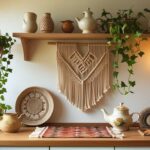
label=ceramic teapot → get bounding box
[0,113,24,133]
[101,103,138,132]
[75,8,97,33]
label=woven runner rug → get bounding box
[30,126,112,138]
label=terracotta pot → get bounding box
[0,113,22,133]
[61,20,74,33]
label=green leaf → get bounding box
[7,68,12,73]
[2,58,7,62]
[127,59,136,66]
[6,105,12,110]
[130,55,138,61]
[121,54,129,63]
[2,88,7,93]
[7,61,10,65]
[113,61,119,68]
[138,51,144,57]
[8,54,13,59]
[0,103,7,110]
[4,73,8,77]
[124,91,129,95]
[1,66,5,71]
[135,31,142,38]
[129,80,136,87]
[0,95,5,101]
[128,69,133,74]
[113,71,119,78]
[2,50,9,54]
[121,81,127,87]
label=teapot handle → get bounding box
[131,112,140,123]
[23,19,27,24]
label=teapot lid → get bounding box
[83,8,93,15]
[116,103,129,111]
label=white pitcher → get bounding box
[23,12,38,33]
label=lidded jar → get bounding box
[40,13,54,33]
[22,12,37,33]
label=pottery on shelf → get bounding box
[75,8,97,33]
[40,13,54,33]
[0,113,23,133]
[61,20,74,33]
[22,12,38,33]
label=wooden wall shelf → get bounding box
[13,33,149,61]
[12,33,111,61]
[13,33,111,40]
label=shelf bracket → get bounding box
[21,38,30,61]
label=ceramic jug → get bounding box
[61,20,74,33]
[0,113,23,133]
[23,12,37,33]
[75,8,97,33]
[40,13,54,33]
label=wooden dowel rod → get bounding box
[48,42,108,46]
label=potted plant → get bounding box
[144,8,150,32]
[97,9,145,33]
[97,9,113,33]
[99,9,146,95]
[0,33,21,133]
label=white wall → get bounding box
[0,0,150,123]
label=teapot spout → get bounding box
[101,108,110,122]
[75,17,80,24]
[18,113,24,121]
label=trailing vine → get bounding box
[0,33,16,113]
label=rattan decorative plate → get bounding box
[139,107,150,129]
[15,87,54,126]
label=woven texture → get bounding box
[57,42,110,111]
[42,126,112,138]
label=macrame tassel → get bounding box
[57,42,110,111]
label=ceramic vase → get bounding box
[0,113,23,133]
[61,20,74,33]
[40,13,54,33]
[22,12,38,33]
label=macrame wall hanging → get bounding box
[57,42,110,111]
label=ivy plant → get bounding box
[0,33,16,113]
[105,9,146,95]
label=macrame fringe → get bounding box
[57,42,110,111]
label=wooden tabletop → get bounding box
[0,127,150,147]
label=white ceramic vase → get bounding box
[23,12,38,33]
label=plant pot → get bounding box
[0,113,22,133]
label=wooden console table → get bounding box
[0,127,150,147]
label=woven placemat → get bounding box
[29,126,112,138]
